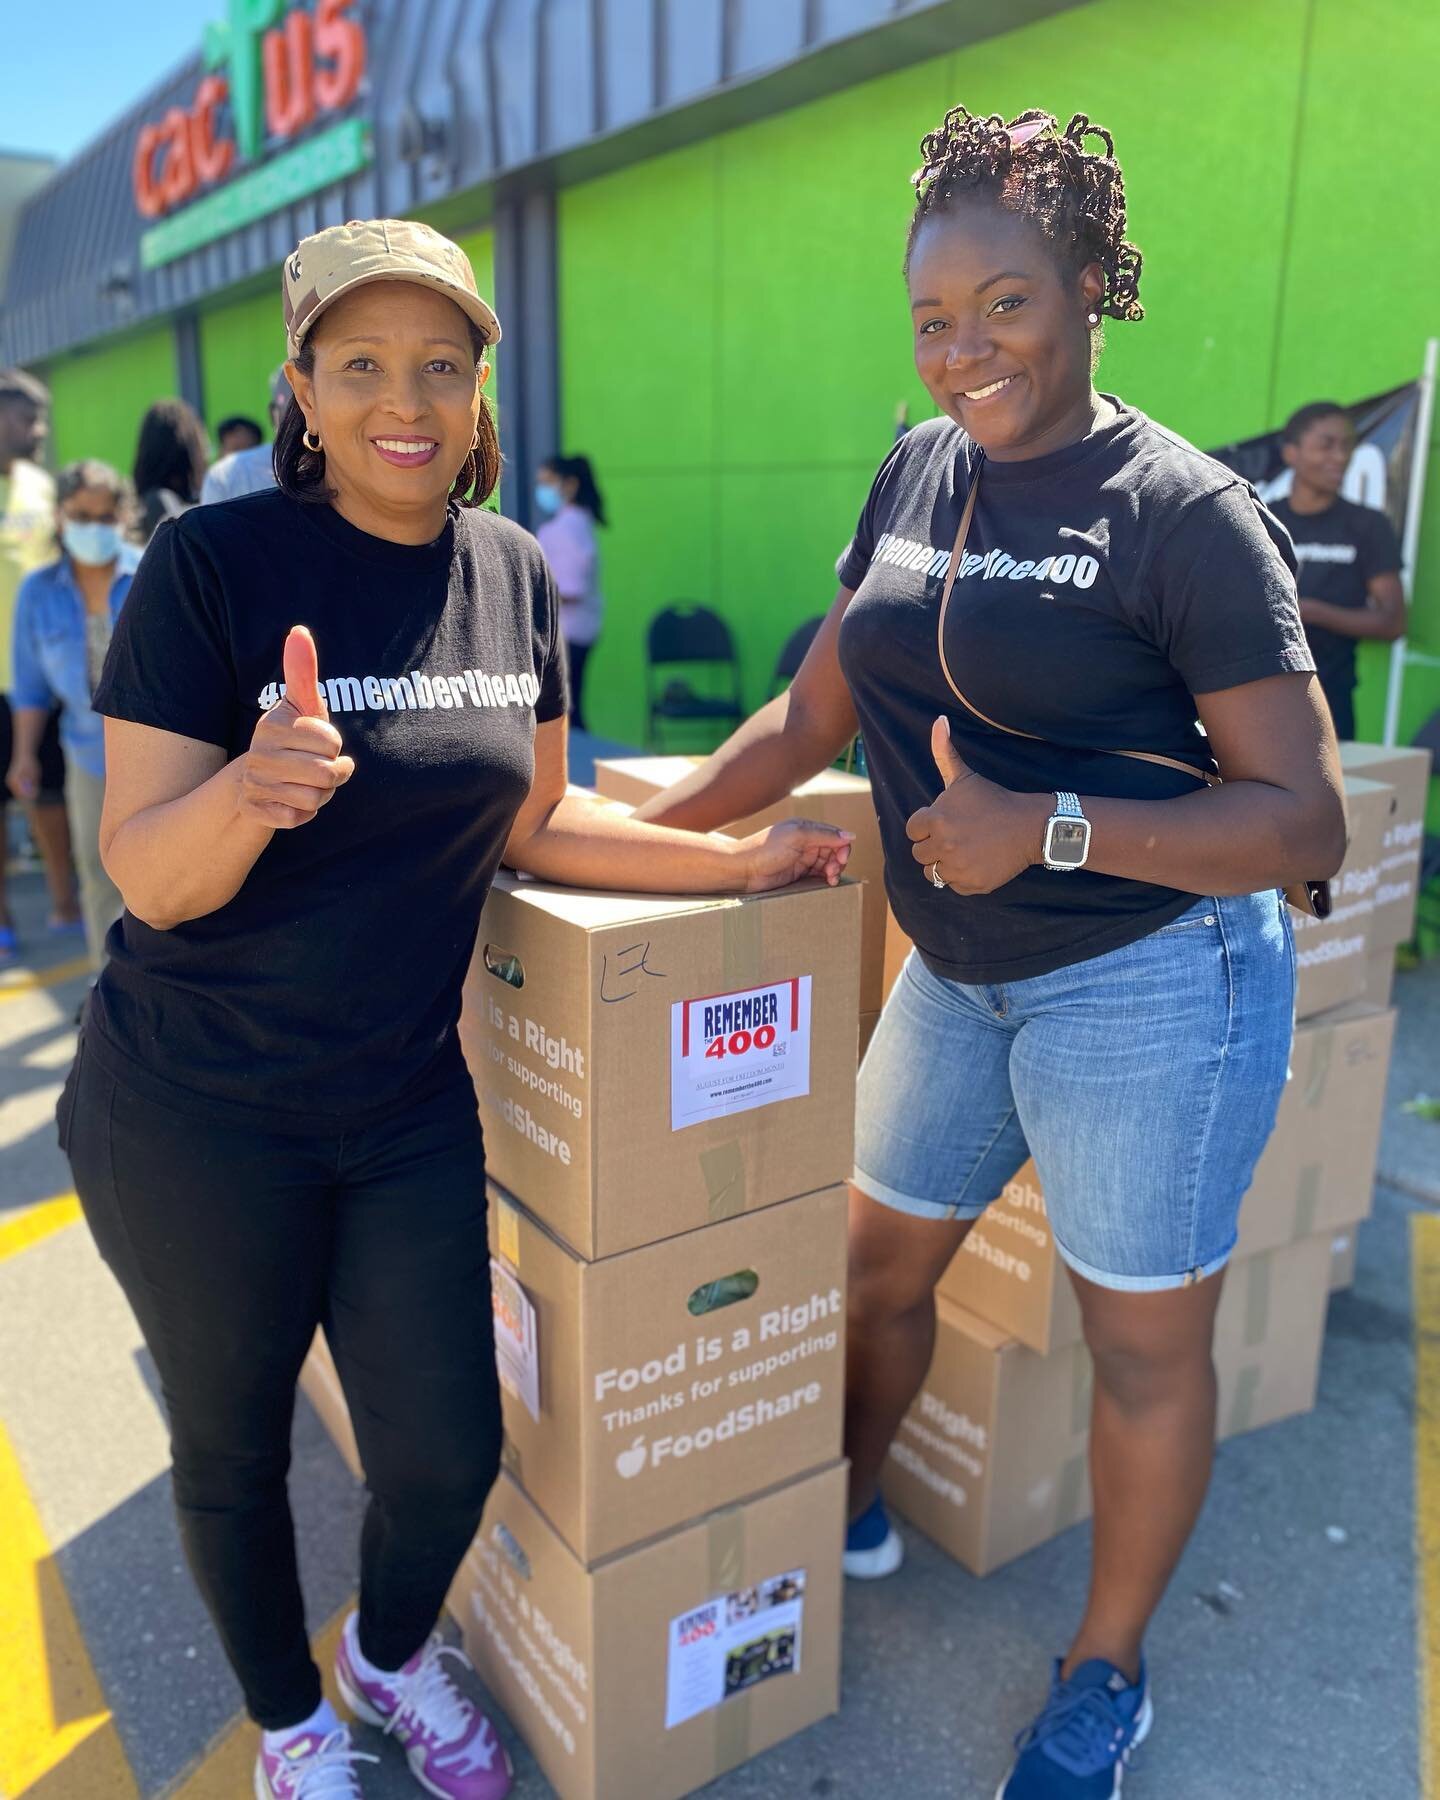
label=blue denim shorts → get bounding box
[853,891,1296,1292]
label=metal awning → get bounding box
[2,0,1083,366]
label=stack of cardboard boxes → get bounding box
[883,744,1429,1574]
[310,866,864,1800]
[594,744,1430,1581]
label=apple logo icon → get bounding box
[615,1436,647,1479]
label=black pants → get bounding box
[60,1039,502,1730]
[564,638,591,732]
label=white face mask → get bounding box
[61,519,123,566]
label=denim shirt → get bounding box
[11,549,140,780]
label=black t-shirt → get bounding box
[90,488,567,1130]
[836,401,1312,984]
[1268,494,1401,705]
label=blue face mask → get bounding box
[61,519,123,566]
[533,484,563,518]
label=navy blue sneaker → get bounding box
[842,1493,904,1579]
[997,1658,1152,1799]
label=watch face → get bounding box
[1046,817,1090,868]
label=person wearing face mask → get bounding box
[534,454,606,730]
[9,460,137,967]
[1,367,86,963]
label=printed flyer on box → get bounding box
[670,977,812,1132]
[490,1257,541,1423]
[665,1569,806,1729]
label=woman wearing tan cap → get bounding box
[57,218,854,1800]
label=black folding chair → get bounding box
[769,616,825,697]
[645,604,744,749]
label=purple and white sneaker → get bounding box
[254,1724,377,1799]
[335,1614,513,1800]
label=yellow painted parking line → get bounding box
[0,1419,139,1798]
[0,956,91,1002]
[1416,1213,1440,1800]
[0,1195,82,1267]
[164,1603,353,1799]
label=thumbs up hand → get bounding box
[904,716,1049,895]
[240,626,355,829]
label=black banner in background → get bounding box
[1211,382,1422,552]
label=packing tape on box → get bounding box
[1292,1164,1321,1239]
[1300,1027,1334,1109]
[699,1140,748,1221]
[721,902,764,992]
[1243,1252,1272,1349]
[1226,1364,1262,1437]
[706,1503,752,1769]
[1055,1452,1088,1530]
[692,904,768,1223]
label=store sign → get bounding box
[133,0,367,250]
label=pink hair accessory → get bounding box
[1007,117,1051,148]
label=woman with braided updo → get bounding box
[635,105,1344,1797]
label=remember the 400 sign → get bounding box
[670,978,812,1131]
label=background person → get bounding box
[216,414,264,456]
[8,460,135,969]
[630,106,1344,1800]
[130,397,209,544]
[0,367,81,964]
[534,453,605,729]
[64,219,852,1800]
[1269,400,1406,741]
[202,367,293,505]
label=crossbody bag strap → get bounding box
[935,467,1220,789]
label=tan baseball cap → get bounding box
[282,219,502,359]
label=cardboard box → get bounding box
[592,756,889,1013]
[889,1236,1331,1576]
[935,1005,1394,1354]
[460,874,860,1260]
[1292,772,1391,1019]
[1361,945,1397,1010]
[882,1296,1093,1577]
[1339,742,1433,949]
[1328,1227,1359,1292]
[1213,1234,1332,1439]
[450,1465,845,1800]
[858,1011,881,1064]
[298,1331,363,1482]
[489,1184,846,1563]
[881,907,912,1005]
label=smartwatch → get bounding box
[1042,791,1091,871]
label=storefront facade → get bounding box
[5,0,1438,750]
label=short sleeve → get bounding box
[534,554,569,724]
[836,435,908,590]
[1359,508,1403,581]
[1138,483,1315,695]
[93,517,241,749]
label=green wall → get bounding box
[41,325,179,474]
[199,286,287,439]
[559,0,1440,749]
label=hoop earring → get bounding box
[303,428,323,452]
[471,430,481,451]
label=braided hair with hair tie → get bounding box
[906,106,1144,324]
